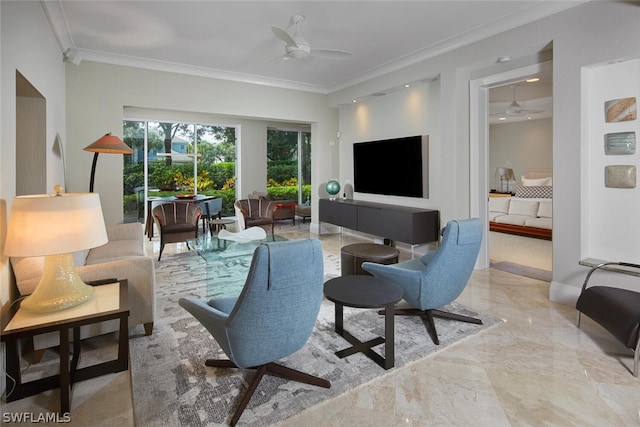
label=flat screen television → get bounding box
[353,135,429,198]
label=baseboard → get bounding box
[549,280,581,306]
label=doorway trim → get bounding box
[470,61,552,269]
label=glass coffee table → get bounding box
[189,234,282,299]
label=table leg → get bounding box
[5,339,22,398]
[384,302,395,369]
[117,313,129,370]
[59,328,71,414]
[334,303,344,335]
[70,327,81,386]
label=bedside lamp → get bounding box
[494,167,516,193]
[4,187,108,312]
[84,133,133,192]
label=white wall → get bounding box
[334,80,441,249]
[1,0,67,395]
[330,1,640,304]
[1,1,66,306]
[65,62,339,224]
[489,118,553,190]
[582,59,640,277]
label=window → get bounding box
[266,128,311,204]
[122,120,236,223]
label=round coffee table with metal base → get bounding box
[324,275,403,370]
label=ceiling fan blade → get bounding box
[490,108,544,117]
[271,26,298,47]
[491,85,544,117]
[519,109,544,114]
[266,54,289,65]
[311,48,353,59]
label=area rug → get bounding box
[490,260,552,282]
[130,241,501,426]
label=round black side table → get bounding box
[340,243,399,276]
[324,275,403,370]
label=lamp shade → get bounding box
[83,133,133,154]
[494,167,516,181]
[4,192,108,257]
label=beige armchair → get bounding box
[152,202,202,260]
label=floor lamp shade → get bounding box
[84,133,133,192]
[4,191,109,312]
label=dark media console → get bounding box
[319,199,440,245]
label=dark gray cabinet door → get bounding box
[319,199,439,244]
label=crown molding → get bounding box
[42,0,585,95]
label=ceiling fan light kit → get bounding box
[491,85,544,118]
[271,14,353,62]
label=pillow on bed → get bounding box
[521,176,552,186]
[515,185,553,199]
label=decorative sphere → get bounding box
[326,179,341,196]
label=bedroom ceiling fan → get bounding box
[491,85,544,117]
[270,14,353,62]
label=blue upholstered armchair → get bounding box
[179,239,330,426]
[362,218,483,345]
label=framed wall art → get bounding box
[604,97,637,122]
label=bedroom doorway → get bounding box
[470,60,553,280]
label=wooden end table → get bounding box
[274,202,298,225]
[0,280,130,414]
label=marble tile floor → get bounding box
[3,222,638,426]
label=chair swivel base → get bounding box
[379,308,483,345]
[205,358,331,426]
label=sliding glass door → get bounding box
[122,120,236,223]
[266,128,311,204]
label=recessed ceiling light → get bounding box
[526,77,540,83]
[404,84,411,88]
[498,117,506,121]
[352,99,358,103]
[497,56,511,63]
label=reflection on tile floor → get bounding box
[3,222,638,426]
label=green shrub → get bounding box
[267,185,311,202]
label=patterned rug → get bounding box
[130,239,501,426]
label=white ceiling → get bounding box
[46,0,579,94]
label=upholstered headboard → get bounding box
[524,169,552,179]
[520,169,552,187]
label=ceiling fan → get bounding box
[491,85,544,117]
[271,14,353,62]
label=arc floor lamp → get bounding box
[84,133,133,192]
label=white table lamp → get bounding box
[494,167,516,193]
[4,187,108,312]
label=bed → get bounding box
[489,170,553,240]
